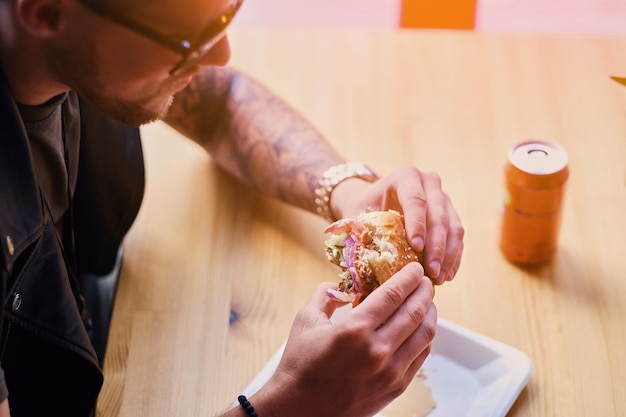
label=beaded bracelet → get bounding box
[237,395,259,417]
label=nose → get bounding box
[197,34,232,67]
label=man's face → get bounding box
[51,0,236,126]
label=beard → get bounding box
[78,89,175,127]
[50,35,179,127]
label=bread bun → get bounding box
[324,210,421,305]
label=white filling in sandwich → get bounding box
[324,209,421,305]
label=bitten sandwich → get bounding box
[324,209,422,306]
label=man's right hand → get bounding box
[247,262,436,417]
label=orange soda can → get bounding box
[499,140,569,264]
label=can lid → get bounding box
[509,140,568,175]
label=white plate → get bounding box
[239,310,532,417]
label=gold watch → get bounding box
[314,162,378,223]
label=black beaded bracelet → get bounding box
[237,395,259,417]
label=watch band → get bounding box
[314,161,378,223]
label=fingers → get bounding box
[299,282,347,324]
[353,272,436,393]
[390,167,464,284]
[351,262,425,330]
[375,276,435,352]
[437,197,464,283]
[381,287,436,394]
[423,189,465,284]
[384,166,428,253]
[394,301,437,374]
[402,341,432,388]
[420,172,449,280]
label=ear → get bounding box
[15,0,66,37]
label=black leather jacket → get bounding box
[0,74,145,416]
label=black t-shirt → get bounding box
[16,92,80,227]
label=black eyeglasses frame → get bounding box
[77,0,244,75]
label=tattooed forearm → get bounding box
[165,66,344,213]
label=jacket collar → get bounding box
[0,70,45,272]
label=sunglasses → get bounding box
[77,0,244,75]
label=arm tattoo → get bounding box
[165,66,343,213]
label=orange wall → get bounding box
[400,0,477,29]
[233,0,626,35]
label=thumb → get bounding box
[305,282,348,322]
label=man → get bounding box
[0,0,464,415]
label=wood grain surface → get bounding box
[98,28,626,417]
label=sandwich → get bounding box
[324,209,422,306]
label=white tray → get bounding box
[240,311,532,417]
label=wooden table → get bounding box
[97,28,626,417]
